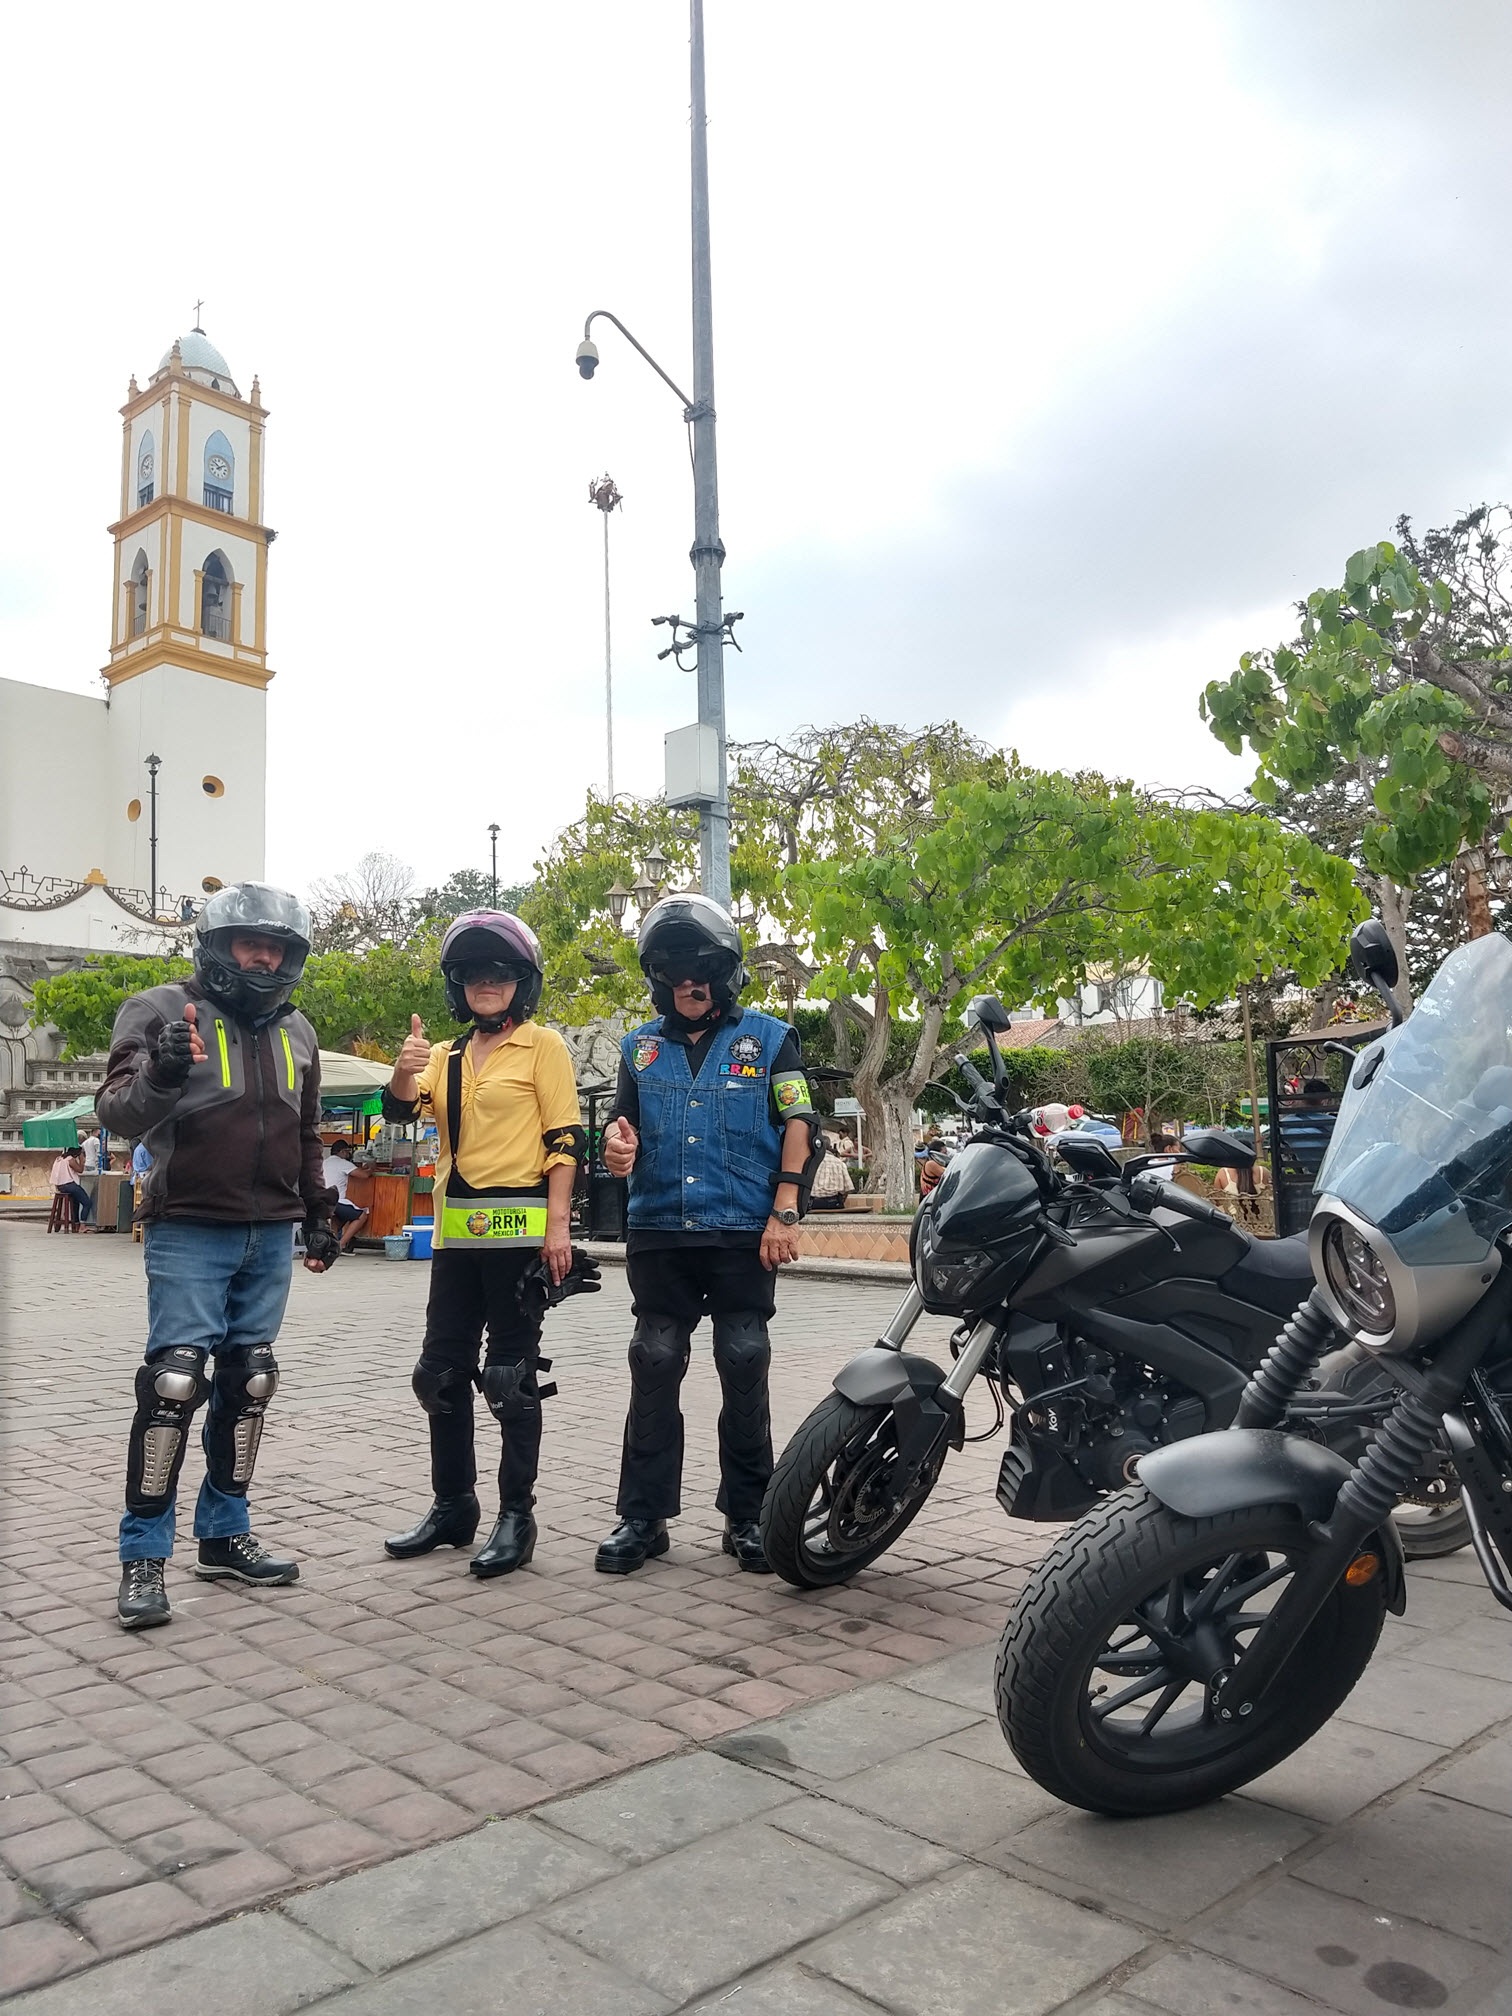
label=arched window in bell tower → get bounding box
[201,551,232,640]
[129,550,150,636]
[203,431,234,514]
[137,432,155,508]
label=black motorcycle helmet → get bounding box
[193,883,312,1022]
[636,894,747,1023]
[439,911,544,1032]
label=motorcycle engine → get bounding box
[1028,1345,1208,1496]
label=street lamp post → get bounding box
[145,754,161,920]
[488,823,500,908]
[576,0,733,909]
[588,475,623,799]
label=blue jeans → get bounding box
[119,1219,296,1562]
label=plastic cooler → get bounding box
[404,1222,433,1260]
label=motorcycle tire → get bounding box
[760,1393,941,1590]
[995,1485,1387,1815]
[1392,1496,1472,1560]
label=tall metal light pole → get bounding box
[589,475,623,798]
[488,822,500,908]
[687,0,728,908]
[145,754,161,918]
[575,0,734,908]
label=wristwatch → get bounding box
[773,1208,800,1227]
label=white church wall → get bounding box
[104,667,266,901]
[0,680,109,882]
[0,885,180,955]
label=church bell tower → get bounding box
[101,323,271,907]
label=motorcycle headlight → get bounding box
[917,1240,994,1306]
[1320,1217,1396,1337]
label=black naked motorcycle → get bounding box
[760,991,1464,1589]
[995,921,1512,1814]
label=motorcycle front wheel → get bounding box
[760,1393,943,1589]
[995,1487,1387,1815]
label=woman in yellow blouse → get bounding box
[380,912,584,1576]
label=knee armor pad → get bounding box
[628,1315,693,1391]
[205,1344,279,1497]
[126,1346,210,1516]
[412,1353,471,1417]
[482,1358,555,1424]
[712,1312,772,1389]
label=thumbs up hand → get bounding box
[182,1001,208,1064]
[602,1116,639,1177]
[392,1014,431,1096]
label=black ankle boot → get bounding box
[470,1508,537,1578]
[384,1493,481,1560]
[722,1520,772,1573]
[594,1517,670,1575]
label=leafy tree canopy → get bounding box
[1201,509,1512,884]
[31,956,192,1059]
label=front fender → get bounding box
[834,1347,947,1408]
[1138,1428,1406,1614]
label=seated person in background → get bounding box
[917,1133,948,1196]
[321,1139,370,1250]
[50,1148,94,1225]
[808,1136,854,1211]
[1279,1077,1338,1180]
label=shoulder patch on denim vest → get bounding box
[632,1037,661,1071]
[729,1032,763,1064]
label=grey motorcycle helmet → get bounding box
[636,894,747,1018]
[194,882,312,1020]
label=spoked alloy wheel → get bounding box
[995,1487,1388,1814]
[760,1393,942,1588]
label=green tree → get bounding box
[413,868,533,923]
[31,956,192,1059]
[790,771,1362,1206]
[293,937,450,1055]
[1200,508,1512,984]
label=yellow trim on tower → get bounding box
[254,542,267,652]
[248,419,263,523]
[101,650,276,692]
[169,512,183,628]
[174,388,190,497]
[119,416,131,522]
[230,580,244,648]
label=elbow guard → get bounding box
[543,1123,588,1166]
[772,1115,828,1213]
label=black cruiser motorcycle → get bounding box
[760,992,1465,1589]
[995,921,1512,1814]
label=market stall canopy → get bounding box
[21,1093,97,1149]
[318,1050,393,1115]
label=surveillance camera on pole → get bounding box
[575,340,599,380]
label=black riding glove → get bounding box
[303,1215,341,1268]
[149,1017,197,1087]
[516,1247,602,1320]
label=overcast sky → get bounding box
[5,2,1511,899]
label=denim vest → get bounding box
[622,1009,790,1231]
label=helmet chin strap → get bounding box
[471,1012,515,1036]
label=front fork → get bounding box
[876,1287,1002,1491]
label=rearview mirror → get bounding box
[964,994,1012,1034]
[1180,1127,1256,1171]
[1348,920,1399,991]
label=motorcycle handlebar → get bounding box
[1126,1173,1232,1229]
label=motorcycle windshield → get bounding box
[1317,932,1512,1265]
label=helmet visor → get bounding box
[451,959,532,989]
[645,947,733,988]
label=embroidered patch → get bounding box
[719,1062,767,1079]
[466,1210,491,1237]
[774,1076,808,1110]
[729,1033,763,1064]
[632,1038,661,1071]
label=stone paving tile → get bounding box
[300,1923,670,2016]
[829,1737,1063,1853]
[685,1965,897,2014]
[1331,1650,1512,1748]
[1112,1948,1341,2016]
[711,1680,981,1781]
[765,1794,962,1884]
[994,1796,1316,1929]
[1294,1790,1512,1948]
[805,1862,1147,2016]
[1239,1716,1447,1827]
[1422,1725,1512,1819]
[539,1750,798,1864]
[0,1913,364,2016]
[281,1814,618,1971]
[1196,1872,1500,2016]
[539,1818,896,2003]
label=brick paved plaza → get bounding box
[3,1222,1511,2013]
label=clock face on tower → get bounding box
[207,454,231,481]
[140,451,154,477]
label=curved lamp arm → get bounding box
[580,310,694,412]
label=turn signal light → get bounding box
[1344,1552,1380,1587]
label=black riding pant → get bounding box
[418,1248,545,1510]
[618,1245,777,1523]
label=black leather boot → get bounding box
[384,1493,481,1560]
[722,1520,772,1573]
[470,1508,537,1578]
[595,1517,670,1575]
[117,1558,171,1629]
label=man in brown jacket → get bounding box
[98,884,336,1629]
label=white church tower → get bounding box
[0,324,273,948]
[103,325,272,907]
